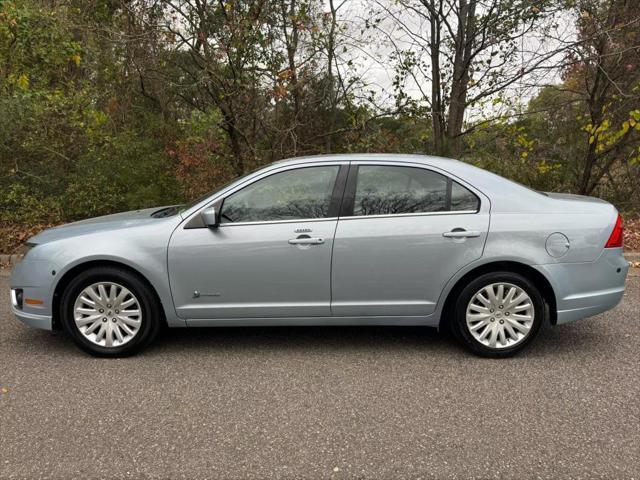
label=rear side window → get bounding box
[221,166,339,223]
[451,180,479,211]
[352,165,479,216]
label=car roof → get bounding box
[273,153,462,168]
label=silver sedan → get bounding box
[9,154,629,357]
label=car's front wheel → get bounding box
[60,266,161,357]
[452,272,544,357]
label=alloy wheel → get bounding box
[465,282,535,349]
[73,282,142,348]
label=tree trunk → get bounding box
[446,0,476,157]
[281,0,301,154]
[429,0,445,155]
[325,0,338,153]
[221,108,245,176]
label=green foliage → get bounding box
[1,0,639,231]
[0,183,58,224]
[0,0,182,225]
[63,125,181,219]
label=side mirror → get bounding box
[200,206,219,228]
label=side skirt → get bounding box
[184,315,439,328]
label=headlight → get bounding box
[11,289,23,309]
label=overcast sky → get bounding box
[327,0,576,116]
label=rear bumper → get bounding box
[534,248,629,325]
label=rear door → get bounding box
[331,162,490,317]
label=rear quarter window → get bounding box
[451,181,479,211]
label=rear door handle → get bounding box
[443,229,481,238]
[288,237,325,245]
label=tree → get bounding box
[565,0,640,195]
[369,0,564,156]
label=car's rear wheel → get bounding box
[452,272,544,357]
[60,267,161,357]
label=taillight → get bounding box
[604,213,623,248]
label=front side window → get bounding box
[221,166,339,223]
[353,165,479,216]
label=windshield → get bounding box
[181,177,241,211]
[151,177,242,218]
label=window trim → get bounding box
[340,163,481,219]
[195,164,348,228]
[182,159,487,229]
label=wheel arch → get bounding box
[440,260,557,330]
[52,259,167,330]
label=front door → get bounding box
[331,163,490,317]
[168,164,345,321]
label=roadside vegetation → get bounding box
[1,0,639,252]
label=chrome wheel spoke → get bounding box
[466,282,535,350]
[497,328,506,346]
[118,321,135,336]
[504,287,516,306]
[85,286,102,304]
[507,292,527,309]
[104,325,113,348]
[76,314,101,326]
[503,322,518,339]
[84,319,103,334]
[79,295,96,307]
[507,318,530,333]
[478,324,493,341]
[118,315,141,327]
[97,284,109,303]
[467,312,491,322]
[496,284,504,304]
[73,282,142,348]
[488,327,499,348]
[485,286,499,305]
[120,297,136,309]
[476,293,491,308]
[469,304,490,314]
[469,319,489,331]
[95,323,107,341]
[113,324,125,344]
[513,302,532,312]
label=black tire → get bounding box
[60,266,161,357]
[451,271,545,358]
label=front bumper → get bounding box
[11,304,53,330]
[534,248,629,325]
[10,256,58,331]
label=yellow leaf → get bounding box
[16,73,29,90]
[589,135,595,144]
[71,54,81,66]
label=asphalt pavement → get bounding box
[1,270,639,479]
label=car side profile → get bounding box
[10,154,629,357]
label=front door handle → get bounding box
[288,237,325,245]
[443,229,481,238]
